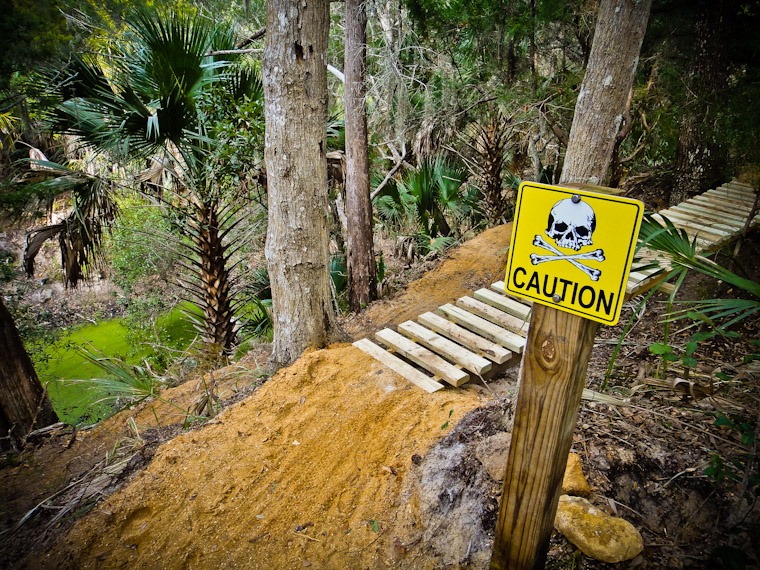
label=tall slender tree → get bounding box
[345,0,377,312]
[263,0,342,368]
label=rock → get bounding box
[562,452,591,497]
[554,495,643,563]
[475,432,512,481]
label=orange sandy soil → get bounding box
[344,224,513,339]
[6,224,515,570]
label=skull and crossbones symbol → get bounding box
[529,196,604,281]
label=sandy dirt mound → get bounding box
[345,224,512,339]
[28,345,495,570]
[0,348,268,539]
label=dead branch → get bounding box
[370,148,409,201]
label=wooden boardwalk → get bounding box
[355,180,759,392]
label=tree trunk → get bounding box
[670,0,730,206]
[491,0,651,567]
[263,0,340,368]
[195,198,236,353]
[345,0,377,312]
[561,0,652,186]
[1,298,58,450]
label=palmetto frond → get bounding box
[42,7,265,354]
[23,167,117,286]
[51,9,238,162]
[637,214,760,332]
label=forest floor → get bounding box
[2,212,760,569]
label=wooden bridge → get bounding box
[354,180,759,392]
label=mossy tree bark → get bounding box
[560,0,653,187]
[263,0,341,368]
[0,298,58,449]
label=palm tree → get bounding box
[32,8,264,354]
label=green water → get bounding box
[34,307,197,425]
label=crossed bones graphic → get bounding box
[530,235,604,281]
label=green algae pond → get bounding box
[33,307,197,425]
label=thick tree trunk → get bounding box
[345,0,377,312]
[263,0,340,368]
[491,0,651,567]
[670,0,729,206]
[561,0,652,186]
[1,298,58,449]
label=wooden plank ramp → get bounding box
[626,178,757,298]
[355,179,757,392]
[353,285,530,390]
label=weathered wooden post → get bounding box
[489,0,652,567]
[490,182,643,569]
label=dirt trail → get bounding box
[5,224,515,570]
[29,345,492,570]
[345,223,512,339]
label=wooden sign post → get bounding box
[489,183,643,569]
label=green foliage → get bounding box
[0,250,15,282]
[330,254,348,295]
[105,194,177,291]
[635,214,760,373]
[41,6,267,354]
[638,214,760,328]
[0,0,71,89]
[374,155,471,239]
[704,412,759,499]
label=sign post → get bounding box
[489,182,643,569]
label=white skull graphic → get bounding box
[545,198,596,251]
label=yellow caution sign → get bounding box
[505,181,643,325]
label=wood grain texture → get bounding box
[439,304,526,353]
[456,296,529,336]
[671,204,745,226]
[375,328,469,386]
[352,339,444,393]
[418,312,512,364]
[490,304,599,569]
[473,288,532,321]
[398,320,492,375]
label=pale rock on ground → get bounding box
[554,495,644,563]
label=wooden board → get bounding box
[491,281,534,306]
[655,211,731,239]
[725,180,755,191]
[716,185,757,199]
[660,208,737,233]
[398,320,492,376]
[375,328,469,387]
[456,296,530,336]
[688,195,754,217]
[352,338,444,393]
[676,199,747,222]
[704,189,755,207]
[439,304,527,353]
[418,312,512,364]
[650,214,714,248]
[473,288,532,320]
[671,204,745,227]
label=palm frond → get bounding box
[638,214,760,334]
